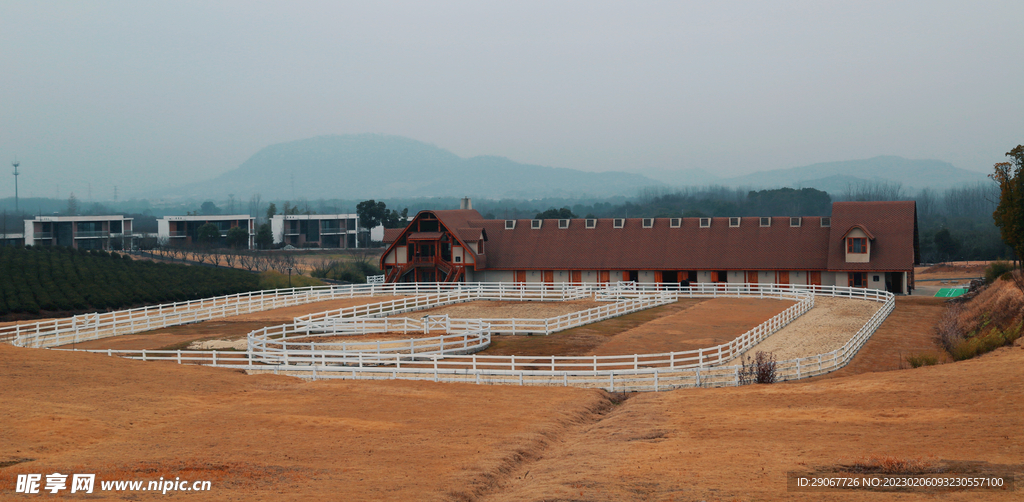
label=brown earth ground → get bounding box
[68,296,407,351]
[824,296,950,377]
[915,262,989,282]
[1,332,1021,500]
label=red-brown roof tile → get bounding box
[471,216,833,270]
[382,228,403,244]
[827,201,917,271]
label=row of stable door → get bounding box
[511,270,824,285]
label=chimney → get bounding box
[460,197,472,210]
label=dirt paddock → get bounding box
[68,296,408,351]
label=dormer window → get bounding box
[558,219,570,229]
[586,219,597,229]
[821,217,831,227]
[504,220,516,230]
[642,218,653,228]
[760,217,771,227]
[699,218,711,228]
[613,219,624,228]
[531,219,542,229]
[790,217,801,227]
[670,218,681,228]
[729,217,740,227]
[847,237,867,254]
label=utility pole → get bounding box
[11,159,20,213]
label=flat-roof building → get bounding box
[156,215,255,249]
[24,215,134,250]
[270,214,361,248]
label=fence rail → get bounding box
[15,282,894,392]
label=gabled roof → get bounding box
[827,201,917,271]
[841,224,876,240]
[382,228,403,244]
[472,216,832,270]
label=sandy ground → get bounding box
[386,300,606,320]
[1,335,1021,500]
[725,297,882,363]
[69,296,407,351]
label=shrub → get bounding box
[739,351,777,384]
[257,271,324,289]
[985,261,1014,283]
[904,353,939,368]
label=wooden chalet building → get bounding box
[380,200,919,294]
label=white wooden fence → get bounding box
[2,282,590,349]
[18,282,894,392]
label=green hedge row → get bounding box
[0,246,259,315]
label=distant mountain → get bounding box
[162,134,663,200]
[643,167,721,187]
[724,156,988,191]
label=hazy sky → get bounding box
[2,1,1022,200]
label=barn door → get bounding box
[515,270,526,283]
[746,271,759,285]
[808,271,822,288]
[777,271,790,286]
[570,270,582,284]
[542,270,554,283]
[600,271,610,283]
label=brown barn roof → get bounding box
[827,201,917,271]
[382,202,917,274]
[382,228,403,244]
[471,216,833,271]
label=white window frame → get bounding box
[558,219,569,229]
[760,217,771,227]
[729,217,740,227]
[531,219,542,229]
[670,218,681,228]
[504,220,516,230]
[821,217,831,227]
[586,219,597,229]
[699,218,711,228]
[642,218,654,228]
[613,218,625,228]
[790,217,801,227]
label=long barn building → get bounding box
[380,200,919,294]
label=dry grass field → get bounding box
[2,292,1022,500]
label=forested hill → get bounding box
[0,247,258,318]
[164,134,661,200]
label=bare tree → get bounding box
[248,193,263,225]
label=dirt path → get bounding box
[824,296,950,377]
[69,296,407,351]
[386,299,605,320]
